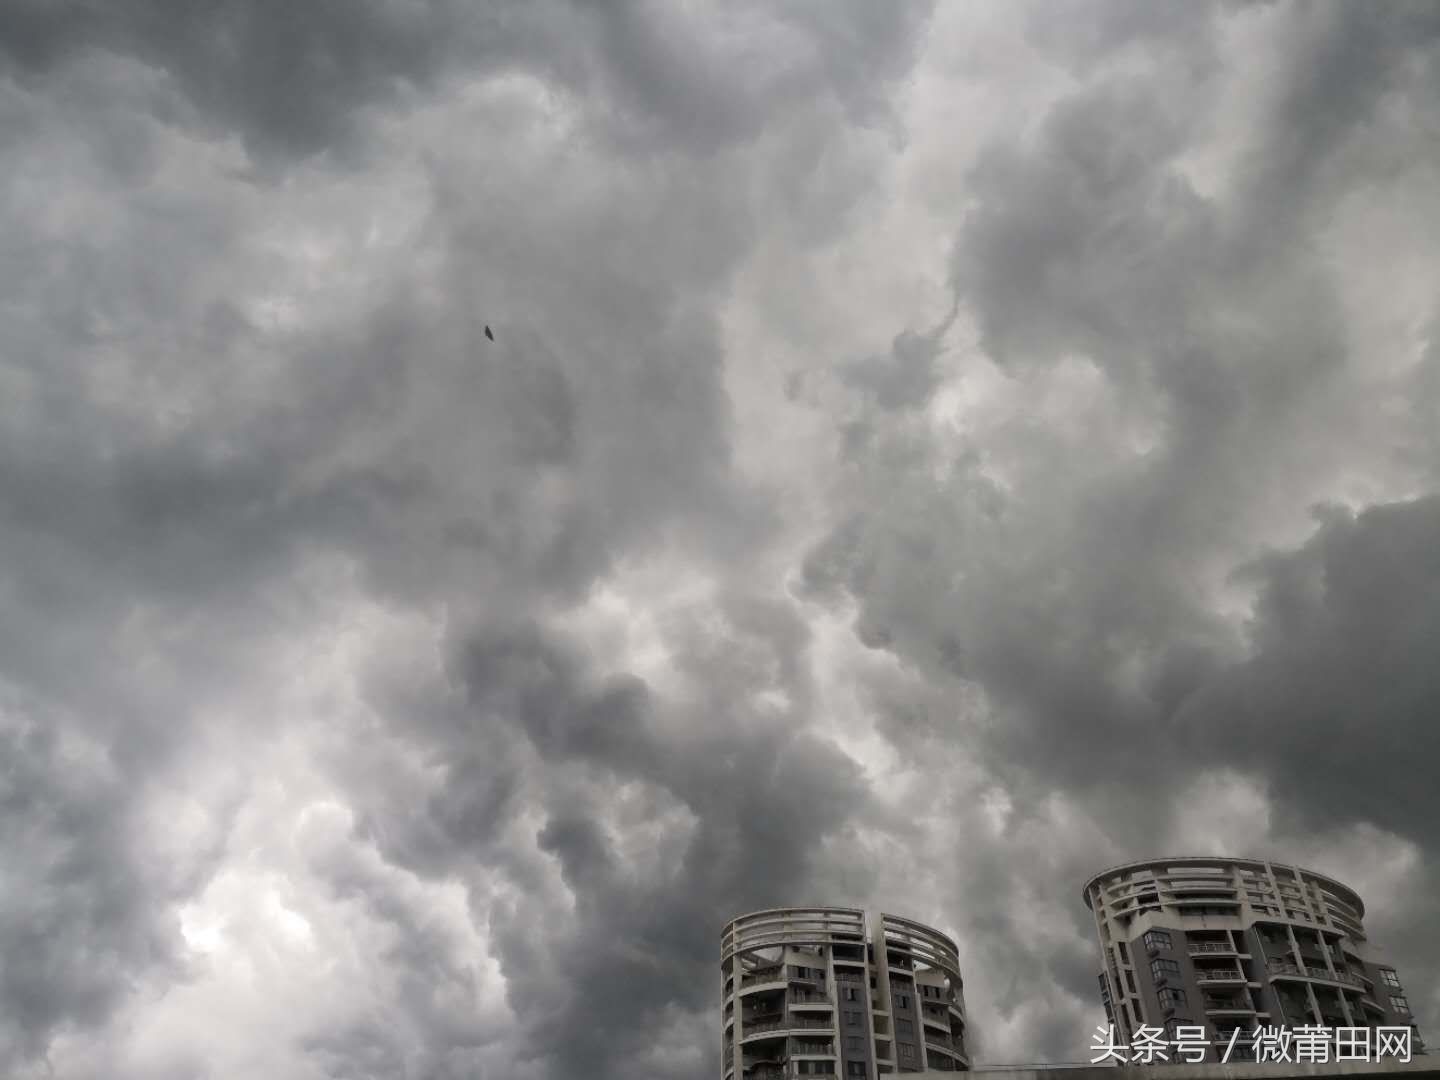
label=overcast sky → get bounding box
[2,2,1439,1077]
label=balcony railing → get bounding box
[1268,960,1363,987]
[744,1017,834,1035]
[1195,968,1247,983]
[1202,995,1255,1012]
[791,992,831,1006]
[1189,942,1237,954]
[789,1040,835,1056]
[742,969,784,987]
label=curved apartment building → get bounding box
[721,907,969,1079]
[1084,856,1423,1061]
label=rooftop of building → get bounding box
[1081,856,1366,917]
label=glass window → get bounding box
[1143,930,1173,951]
[847,1035,864,1051]
[898,1019,914,1034]
[1381,970,1401,988]
[1151,957,1181,980]
[1158,987,1188,1009]
[846,1010,862,1026]
[899,1044,915,1061]
[1391,996,1410,1014]
[847,1064,867,1078]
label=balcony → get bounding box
[789,1038,835,1057]
[741,969,787,990]
[743,1017,835,1038]
[1267,960,1363,987]
[1202,994,1256,1015]
[1188,942,1240,955]
[926,1033,965,1058]
[1195,968,1247,984]
[790,992,832,1008]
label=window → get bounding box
[845,987,860,1001]
[1381,970,1401,989]
[897,1019,914,1034]
[898,1044,915,1062]
[1143,930,1173,951]
[1157,987,1188,1009]
[1391,996,1410,1015]
[897,994,910,1009]
[847,1064,867,1078]
[1125,972,1138,995]
[1151,957,1181,981]
[846,1036,864,1052]
[846,1010,862,1027]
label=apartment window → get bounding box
[847,1064,867,1078]
[1143,930,1172,952]
[1391,996,1411,1015]
[1157,987,1188,1010]
[846,1010,862,1027]
[1125,972,1138,996]
[1118,941,1130,963]
[844,986,860,1002]
[1381,970,1401,989]
[898,1044,915,1062]
[847,1035,865,1052]
[897,1019,914,1034]
[1151,958,1181,981]
[896,994,910,1010]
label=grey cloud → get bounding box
[1178,497,1440,843]
[0,0,933,166]
[6,0,1440,1076]
[359,607,879,1080]
[0,707,220,1069]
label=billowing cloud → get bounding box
[2,1,1439,1077]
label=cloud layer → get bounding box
[2,2,1438,1077]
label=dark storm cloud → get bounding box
[0,703,228,1067]
[1179,497,1440,843]
[6,0,1440,1075]
[811,0,1440,803]
[361,607,878,1080]
[0,0,932,166]
[796,0,1440,1055]
[3,0,944,1073]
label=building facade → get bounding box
[1083,856,1424,1062]
[722,907,970,1079]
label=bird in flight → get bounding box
[484,325,495,341]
